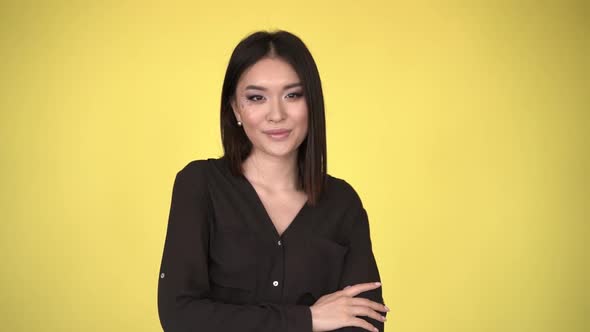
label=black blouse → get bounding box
[157,156,385,331]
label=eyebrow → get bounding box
[244,82,302,91]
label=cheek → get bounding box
[239,102,262,116]
[301,118,309,135]
[293,108,309,139]
[295,104,309,126]
[240,110,267,132]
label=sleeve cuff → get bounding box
[286,304,312,332]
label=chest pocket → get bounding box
[208,228,258,303]
[304,235,349,297]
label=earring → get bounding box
[237,121,242,126]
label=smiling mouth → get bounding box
[265,130,291,140]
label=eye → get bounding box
[286,92,303,99]
[246,95,264,102]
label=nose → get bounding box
[267,97,286,123]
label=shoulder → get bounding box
[169,158,219,203]
[174,155,231,186]
[177,159,209,175]
[173,159,207,182]
[176,155,227,177]
[323,174,369,240]
[324,173,364,210]
[172,158,218,189]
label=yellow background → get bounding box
[1,1,588,331]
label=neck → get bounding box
[242,149,300,192]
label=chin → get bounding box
[259,146,299,158]
[266,150,297,158]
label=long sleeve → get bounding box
[157,162,312,332]
[333,204,386,332]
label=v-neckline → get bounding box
[240,175,309,239]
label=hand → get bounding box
[310,282,389,332]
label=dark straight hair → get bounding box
[220,30,327,206]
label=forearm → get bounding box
[158,293,312,332]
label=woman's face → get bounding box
[231,57,308,160]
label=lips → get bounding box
[264,128,291,141]
[263,129,291,135]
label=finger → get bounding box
[350,298,389,313]
[349,317,379,332]
[349,305,386,323]
[341,282,382,297]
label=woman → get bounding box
[157,30,388,332]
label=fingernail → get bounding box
[382,316,387,321]
[384,305,390,311]
[344,285,351,289]
[374,282,381,286]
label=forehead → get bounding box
[238,57,300,87]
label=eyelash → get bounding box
[246,92,303,102]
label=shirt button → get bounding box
[272,281,279,287]
[160,273,165,279]
[277,240,282,246]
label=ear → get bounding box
[230,98,241,123]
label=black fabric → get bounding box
[157,156,385,331]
